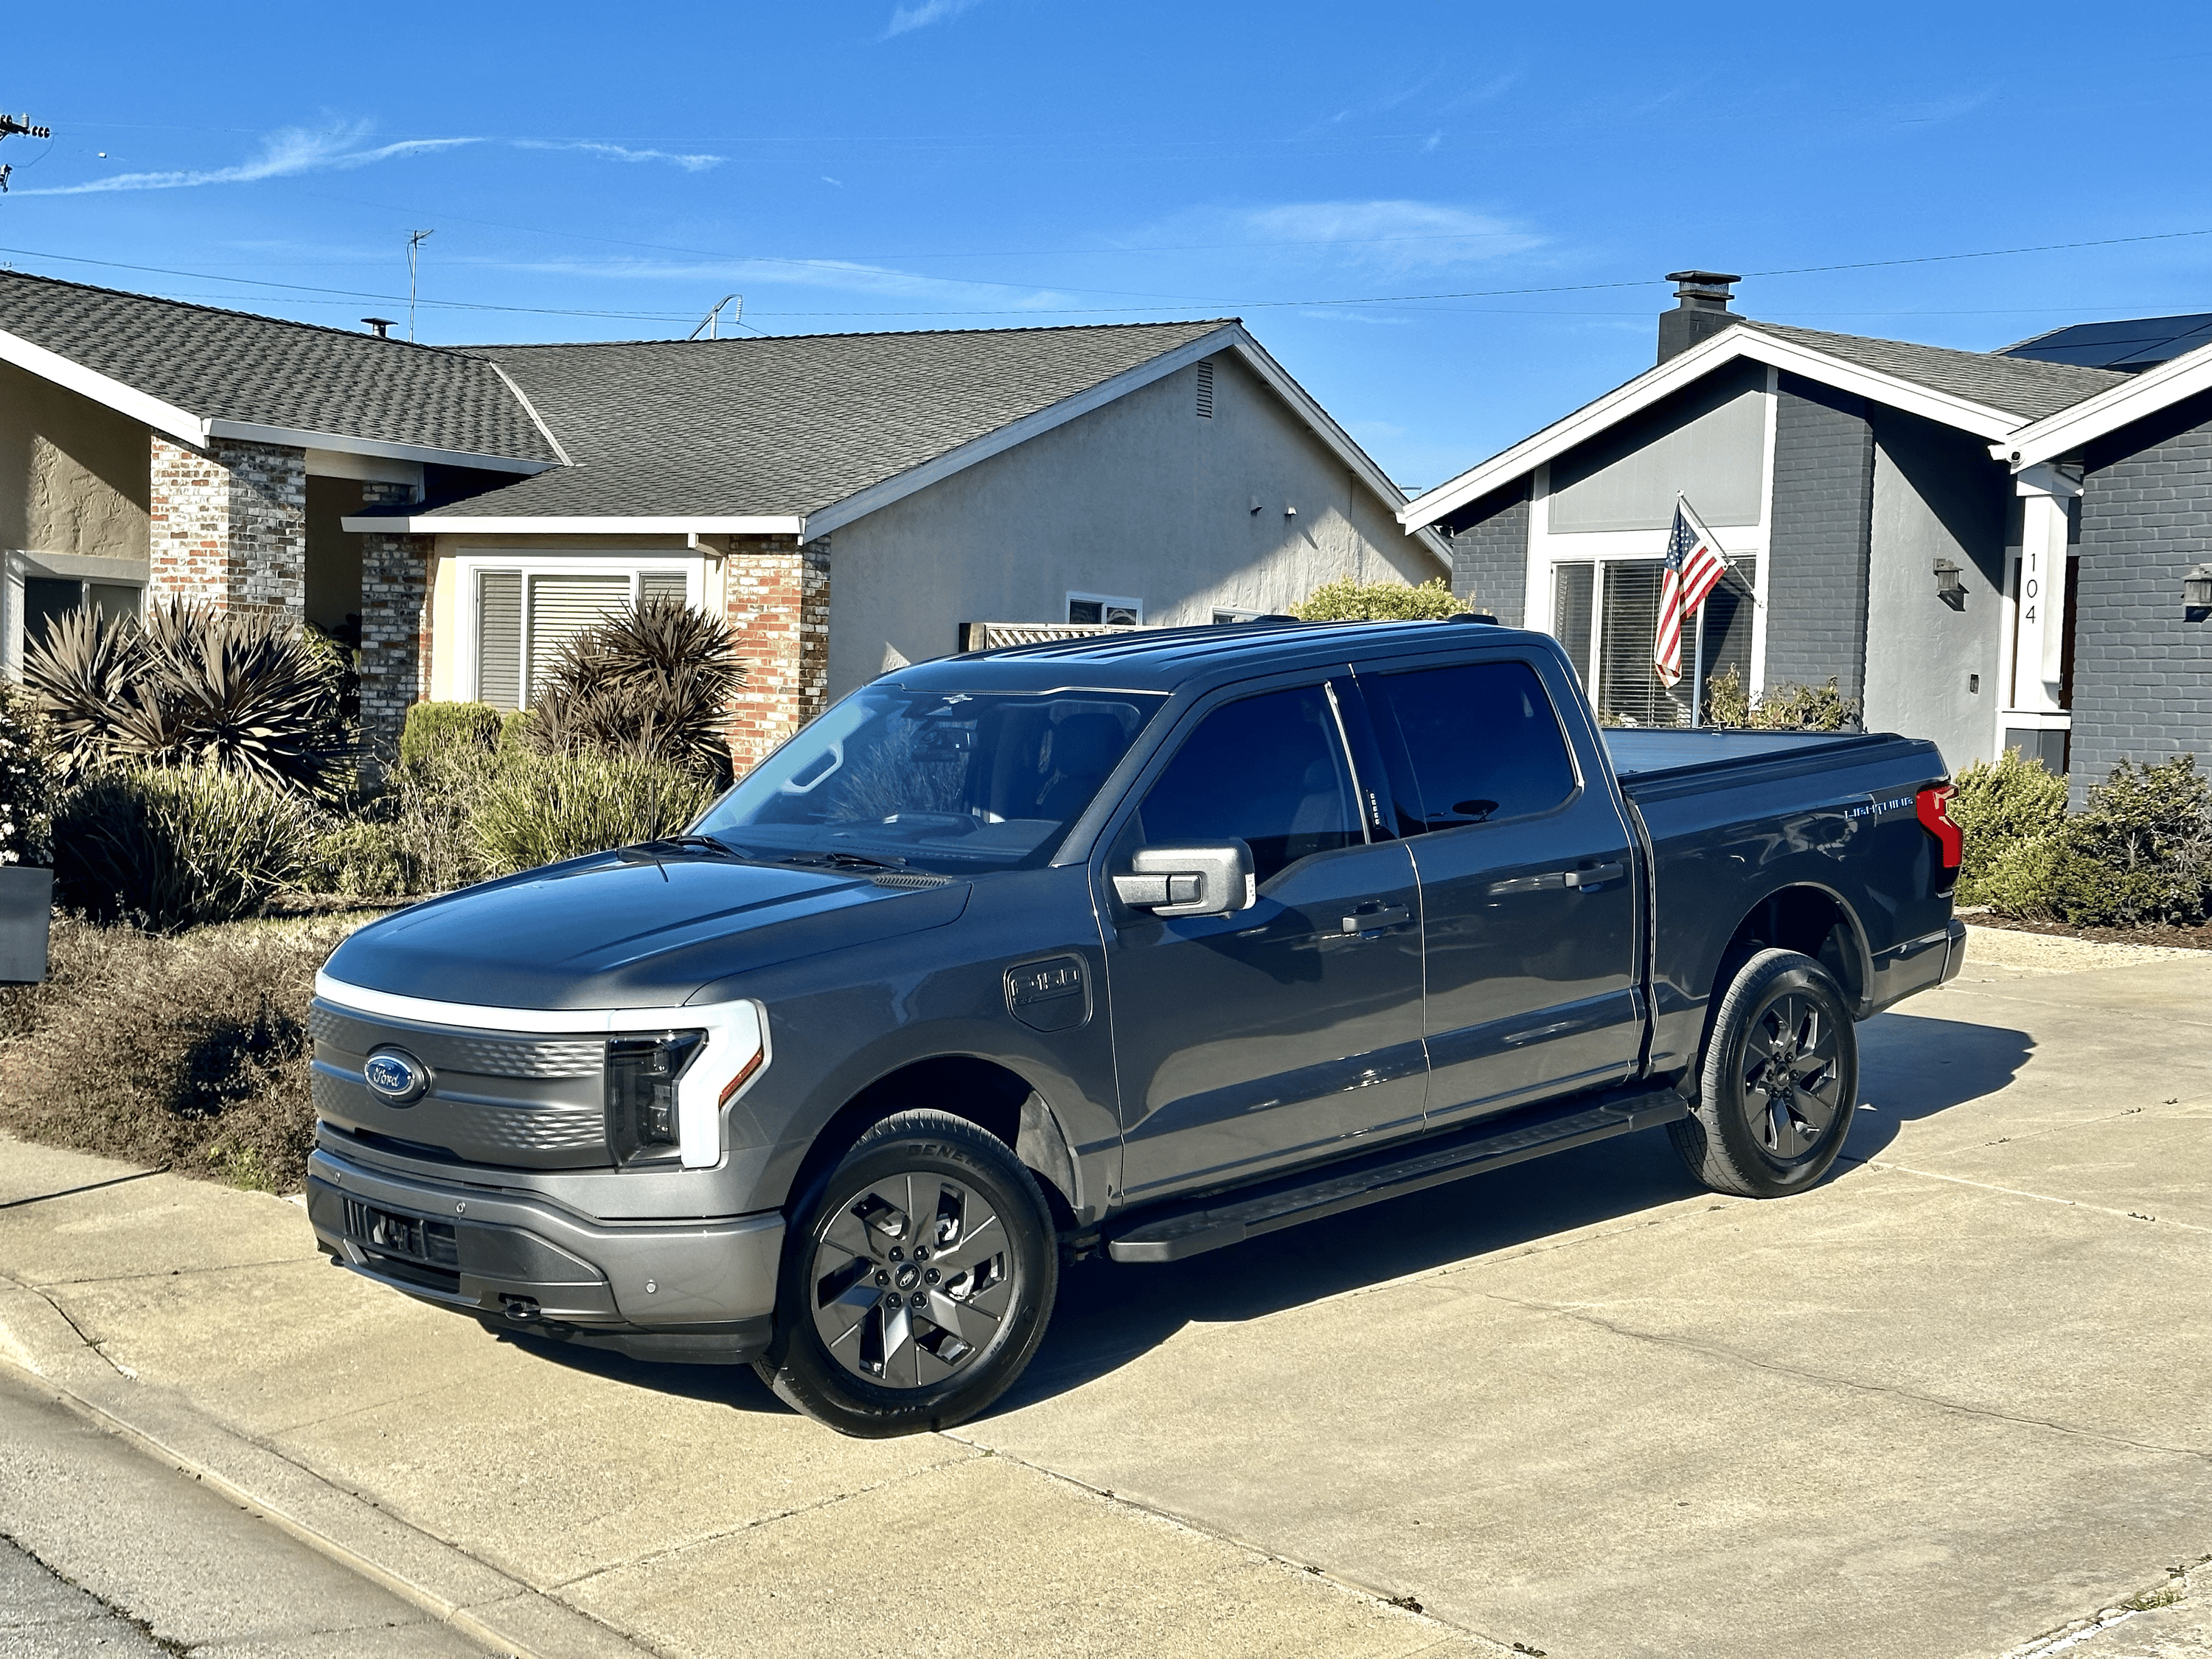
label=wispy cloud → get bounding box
[883,0,984,38]
[23,121,723,196]
[1232,200,1544,271]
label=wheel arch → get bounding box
[786,1054,1083,1234]
[1711,882,1874,1020]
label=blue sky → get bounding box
[7,1,2210,492]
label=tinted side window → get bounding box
[1135,685,1360,884]
[1373,661,1576,830]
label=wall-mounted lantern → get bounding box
[2185,563,2212,617]
[1933,557,1965,609]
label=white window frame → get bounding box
[1066,590,1144,626]
[1523,366,1777,703]
[453,551,705,709]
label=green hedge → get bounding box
[55,766,316,933]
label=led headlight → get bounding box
[605,1031,706,1162]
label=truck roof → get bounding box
[894,617,1545,695]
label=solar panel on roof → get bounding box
[2002,312,2212,373]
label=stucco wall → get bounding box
[0,358,150,563]
[1862,409,2008,771]
[824,352,1442,697]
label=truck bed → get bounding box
[1601,726,1885,783]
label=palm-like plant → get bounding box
[526,597,745,785]
[23,605,143,778]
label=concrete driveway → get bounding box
[1,926,2207,1659]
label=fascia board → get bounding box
[339,513,805,535]
[1997,338,2212,467]
[1223,334,1451,568]
[1399,327,2025,531]
[205,419,557,474]
[0,325,207,447]
[799,324,1247,540]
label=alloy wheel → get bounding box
[1739,991,1843,1164]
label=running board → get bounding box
[1104,1086,1688,1264]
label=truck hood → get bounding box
[319,854,973,1011]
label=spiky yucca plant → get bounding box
[526,598,745,785]
[24,599,352,799]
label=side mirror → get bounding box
[1112,842,1255,918]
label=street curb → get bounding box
[0,1277,657,1659]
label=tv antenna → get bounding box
[689,294,741,339]
[0,110,53,195]
[406,229,435,341]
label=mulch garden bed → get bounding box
[1958,908,2212,951]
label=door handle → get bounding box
[1340,904,1411,933]
[1565,863,1626,888]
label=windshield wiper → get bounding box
[776,849,911,873]
[616,833,758,863]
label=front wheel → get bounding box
[754,1110,1059,1436]
[1669,947,1858,1198]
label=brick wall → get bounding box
[147,435,306,621]
[724,534,832,773]
[1766,373,1874,700]
[357,481,431,761]
[1443,479,1531,624]
[2070,389,2212,804]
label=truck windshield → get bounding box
[694,684,1167,873]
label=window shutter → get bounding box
[640,568,688,609]
[526,573,634,700]
[1195,359,1215,418]
[476,571,523,711]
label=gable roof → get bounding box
[356,319,1447,560]
[0,270,560,470]
[1401,316,2132,532]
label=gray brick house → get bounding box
[1402,274,2212,793]
[0,272,1442,767]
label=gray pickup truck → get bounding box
[308,619,1964,1435]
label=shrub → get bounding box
[399,700,504,770]
[1703,667,1862,731]
[1951,748,2070,905]
[0,681,57,866]
[55,766,316,933]
[26,599,352,799]
[471,748,720,876]
[1291,576,1463,622]
[302,818,412,900]
[0,912,361,1191]
[525,599,745,785]
[2050,754,2212,927]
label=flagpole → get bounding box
[1691,605,1705,728]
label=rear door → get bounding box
[1100,678,1427,1202]
[1356,651,1643,1126]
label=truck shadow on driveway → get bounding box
[501,1009,2030,1419]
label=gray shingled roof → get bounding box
[415,319,1234,519]
[0,271,560,463]
[1745,320,2129,421]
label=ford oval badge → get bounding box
[363,1047,431,1107]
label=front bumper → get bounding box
[305,1147,785,1365]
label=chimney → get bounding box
[361,316,395,338]
[1658,271,1740,364]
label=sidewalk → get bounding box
[1,924,2208,1659]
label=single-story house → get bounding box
[0,271,1444,765]
[1402,272,2212,794]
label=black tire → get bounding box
[753,1110,1058,1437]
[1668,948,1858,1198]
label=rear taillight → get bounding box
[606,1031,706,1161]
[1916,785,1962,871]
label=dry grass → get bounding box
[0,911,372,1192]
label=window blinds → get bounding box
[526,573,636,698]
[1551,563,1595,689]
[476,572,524,711]
[1593,557,1757,727]
[640,569,688,608]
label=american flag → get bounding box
[1654,501,1730,688]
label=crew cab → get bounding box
[307,619,1965,1435]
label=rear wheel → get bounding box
[754,1110,1058,1436]
[1669,948,1857,1198]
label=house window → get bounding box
[1068,592,1142,627]
[1550,555,1756,726]
[23,578,141,652]
[467,560,699,711]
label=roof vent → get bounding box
[1658,271,1741,364]
[1195,358,1215,418]
[361,316,396,338]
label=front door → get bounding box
[1357,654,1643,1125]
[1103,681,1428,1202]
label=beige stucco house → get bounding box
[0,273,1444,765]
